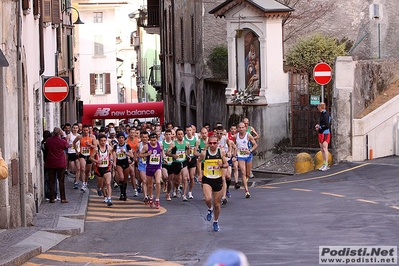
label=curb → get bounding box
[0,189,89,266]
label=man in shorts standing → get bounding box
[315,102,331,171]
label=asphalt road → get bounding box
[25,162,399,265]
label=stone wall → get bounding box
[333,56,399,162]
[285,0,399,60]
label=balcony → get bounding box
[137,0,160,34]
[148,65,161,89]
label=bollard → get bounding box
[294,153,314,174]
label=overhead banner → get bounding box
[82,101,164,125]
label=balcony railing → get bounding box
[137,4,159,28]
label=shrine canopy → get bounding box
[82,101,164,125]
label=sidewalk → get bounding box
[0,174,89,266]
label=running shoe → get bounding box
[134,189,138,197]
[137,186,142,193]
[113,181,119,188]
[89,173,95,180]
[213,222,220,232]
[123,194,127,201]
[206,209,213,221]
[234,182,240,189]
[188,192,194,199]
[245,191,251,198]
[221,197,228,205]
[80,183,86,193]
[172,191,177,198]
[226,190,231,198]
[144,196,149,205]
[321,165,330,172]
[97,189,102,197]
[119,194,123,200]
[155,200,160,209]
[107,199,113,206]
[149,198,154,207]
[56,195,60,201]
[318,165,325,171]
[250,171,254,178]
[73,182,79,189]
[182,195,188,201]
[166,193,171,201]
[194,175,199,184]
[103,197,108,203]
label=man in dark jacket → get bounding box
[45,127,69,203]
[315,102,331,171]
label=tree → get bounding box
[277,0,335,43]
[285,33,348,94]
[208,46,228,79]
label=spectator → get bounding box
[45,127,69,203]
[0,148,8,180]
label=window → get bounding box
[180,17,184,61]
[90,73,111,95]
[94,35,104,56]
[191,15,195,62]
[94,12,103,23]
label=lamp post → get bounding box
[62,6,85,25]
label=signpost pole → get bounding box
[321,85,324,103]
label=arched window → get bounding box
[180,88,186,127]
[190,89,196,127]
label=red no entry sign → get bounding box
[313,63,332,85]
[43,77,69,102]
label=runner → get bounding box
[227,124,240,189]
[137,131,150,204]
[165,128,191,201]
[66,123,81,189]
[126,127,140,197]
[140,133,163,208]
[196,127,209,183]
[90,134,113,206]
[113,132,134,201]
[236,122,258,198]
[198,135,228,232]
[73,124,97,193]
[184,125,199,199]
[161,129,174,201]
[243,118,259,178]
[215,126,234,205]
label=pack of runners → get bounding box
[61,119,259,231]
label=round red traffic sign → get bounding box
[43,77,69,102]
[313,63,332,85]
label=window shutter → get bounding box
[67,35,74,69]
[42,0,52,22]
[105,73,111,94]
[22,0,30,11]
[52,0,61,24]
[33,0,39,16]
[90,74,95,95]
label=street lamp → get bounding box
[62,6,84,25]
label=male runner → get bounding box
[184,125,199,199]
[66,123,81,189]
[227,124,240,189]
[90,134,113,206]
[127,127,140,196]
[161,129,174,201]
[73,124,96,192]
[198,135,228,232]
[113,132,134,201]
[236,122,258,198]
[140,133,163,208]
[166,128,191,201]
[137,131,150,203]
